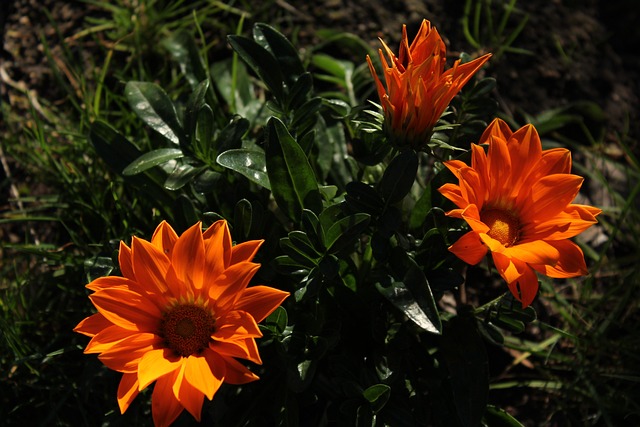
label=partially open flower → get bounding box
[74,220,289,427]
[438,118,601,307]
[366,19,491,151]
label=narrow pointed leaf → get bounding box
[379,150,419,204]
[216,149,271,190]
[265,117,323,221]
[125,81,185,145]
[122,148,184,176]
[227,34,284,101]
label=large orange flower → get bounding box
[74,220,289,427]
[438,118,601,307]
[366,19,491,150]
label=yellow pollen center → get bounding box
[159,304,215,357]
[481,208,520,247]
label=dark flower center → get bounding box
[159,304,215,357]
[481,208,520,247]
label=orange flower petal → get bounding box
[209,262,260,312]
[184,354,220,400]
[202,220,233,282]
[171,362,205,422]
[210,337,262,365]
[151,371,184,427]
[438,183,467,209]
[212,310,262,341]
[74,313,111,337]
[508,263,539,308]
[235,285,290,323]
[479,118,513,142]
[230,239,264,265]
[448,231,488,265]
[86,276,137,292]
[151,220,179,256]
[117,373,140,414]
[138,348,183,390]
[131,236,172,296]
[521,174,583,223]
[171,222,205,291]
[90,288,161,332]
[522,204,601,241]
[85,324,138,354]
[222,356,260,385]
[491,252,525,285]
[118,241,135,280]
[460,204,490,234]
[98,333,161,373]
[502,240,561,265]
[531,240,588,278]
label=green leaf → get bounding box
[362,384,391,414]
[287,72,313,110]
[378,150,419,204]
[216,149,271,190]
[345,182,384,215]
[161,30,208,88]
[233,199,253,241]
[89,121,176,211]
[164,163,205,191]
[184,79,210,143]
[125,81,185,146]
[409,184,432,231]
[215,115,249,154]
[483,405,525,427]
[265,117,323,221]
[324,213,371,254]
[253,23,304,86]
[122,148,184,176]
[376,279,441,335]
[265,306,288,334]
[280,237,319,268]
[441,311,489,427]
[227,33,284,101]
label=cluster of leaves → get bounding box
[82,21,532,426]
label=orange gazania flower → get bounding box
[366,19,491,150]
[438,118,601,307]
[74,220,289,427]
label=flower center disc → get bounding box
[159,304,215,357]
[481,208,520,247]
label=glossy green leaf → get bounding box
[345,182,384,215]
[161,30,207,88]
[376,279,441,334]
[216,149,271,190]
[288,231,322,260]
[184,79,210,143]
[122,148,184,176]
[265,117,323,221]
[215,115,249,154]
[280,237,319,269]
[89,121,176,210]
[265,306,288,334]
[164,163,205,191]
[253,23,304,86]
[233,199,252,241]
[287,72,313,110]
[227,33,284,101]
[125,81,185,146]
[324,213,371,254]
[403,262,442,334]
[362,384,391,414]
[378,150,419,204]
